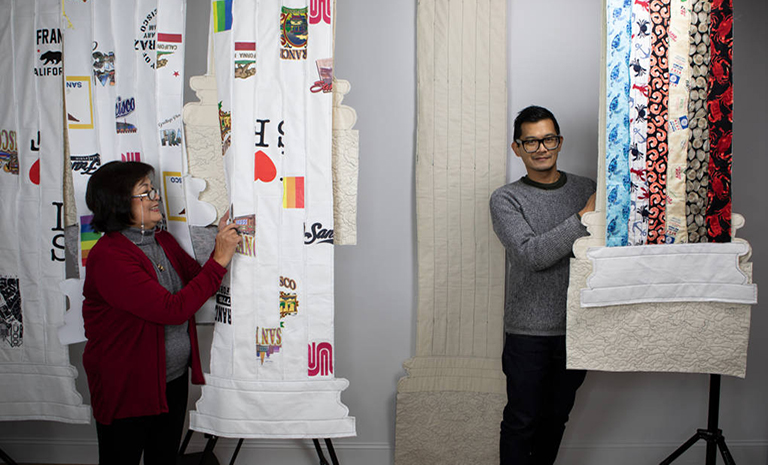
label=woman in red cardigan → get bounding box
[82,161,240,464]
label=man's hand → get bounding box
[579,193,596,218]
[212,212,242,268]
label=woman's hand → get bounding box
[212,212,242,268]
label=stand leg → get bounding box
[229,439,244,465]
[179,429,194,455]
[313,438,330,465]
[660,374,736,465]
[0,447,18,465]
[199,435,219,465]
[718,435,736,465]
[659,432,703,465]
[324,439,339,465]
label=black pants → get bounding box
[96,372,189,465]
[500,334,586,465]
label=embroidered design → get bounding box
[135,8,157,69]
[214,285,231,325]
[282,176,304,208]
[280,7,308,60]
[0,276,22,348]
[92,47,115,86]
[0,129,19,175]
[156,33,182,69]
[70,153,101,175]
[162,172,186,222]
[65,76,94,130]
[234,214,256,257]
[213,0,233,33]
[308,342,333,376]
[310,58,333,93]
[218,102,231,156]
[256,326,281,364]
[234,42,256,79]
[304,222,333,245]
[309,0,332,25]
[115,96,138,134]
[279,291,299,318]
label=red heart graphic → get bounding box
[29,159,40,185]
[254,150,276,183]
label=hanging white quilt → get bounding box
[189,0,355,438]
[0,0,89,423]
[59,0,201,343]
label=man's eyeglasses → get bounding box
[132,188,159,201]
[515,136,562,153]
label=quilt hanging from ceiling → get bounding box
[604,0,732,246]
[60,0,200,343]
[188,0,355,439]
[0,0,90,423]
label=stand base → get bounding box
[0,447,18,465]
[660,428,735,465]
[660,374,735,465]
[179,430,339,465]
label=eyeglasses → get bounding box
[132,188,159,201]
[515,135,562,153]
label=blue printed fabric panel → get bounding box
[605,0,633,247]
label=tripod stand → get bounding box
[0,447,18,465]
[659,374,735,465]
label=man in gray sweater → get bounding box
[490,106,596,465]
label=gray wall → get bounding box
[1,0,766,463]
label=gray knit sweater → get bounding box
[122,227,190,381]
[490,172,596,336]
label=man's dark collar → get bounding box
[521,171,567,190]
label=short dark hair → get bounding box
[513,105,561,141]
[85,161,154,233]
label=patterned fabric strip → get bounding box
[605,0,632,247]
[686,0,711,243]
[663,0,692,243]
[644,0,670,244]
[706,0,732,242]
[627,0,652,246]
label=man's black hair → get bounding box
[85,161,154,233]
[513,105,561,141]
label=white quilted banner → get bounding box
[190,0,355,439]
[0,0,90,423]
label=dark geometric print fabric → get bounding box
[686,0,711,243]
[645,0,670,244]
[706,0,732,242]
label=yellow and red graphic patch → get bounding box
[282,176,304,209]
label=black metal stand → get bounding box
[0,447,18,465]
[660,374,736,465]
[179,429,340,465]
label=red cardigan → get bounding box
[82,230,226,424]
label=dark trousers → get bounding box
[500,334,586,465]
[96,372,189,465]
